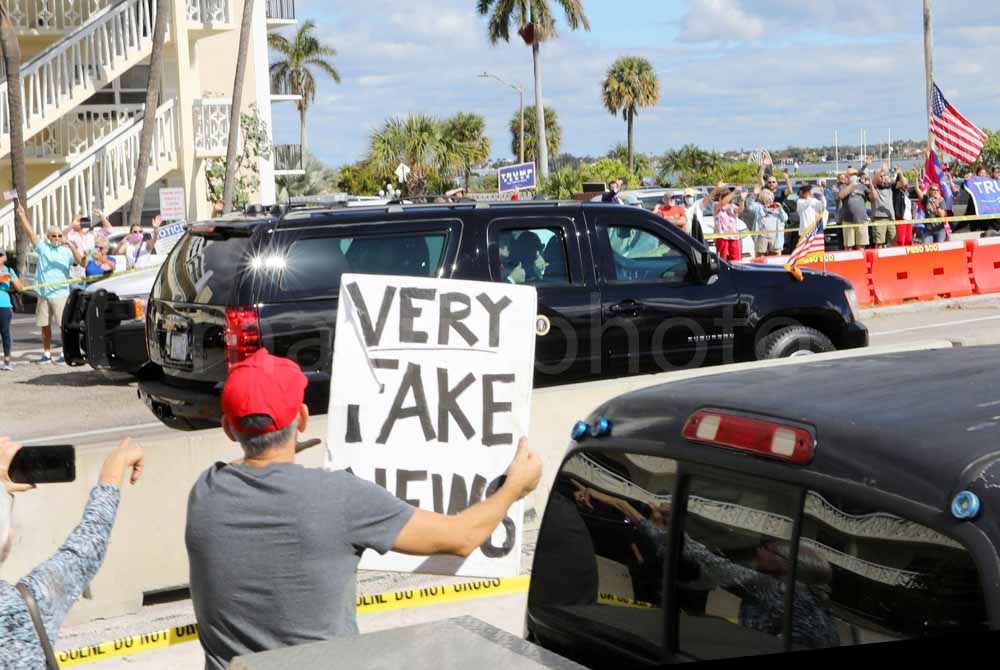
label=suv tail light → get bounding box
[225,306,262,367]
[682,410,815,464]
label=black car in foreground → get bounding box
[527,346,999,667]
[138,201,867,430]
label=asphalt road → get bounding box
[5,294,1000,444]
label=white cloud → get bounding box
[679,0,766,43]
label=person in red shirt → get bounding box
[654,194,688,233]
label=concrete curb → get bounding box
[862,292,1000,317]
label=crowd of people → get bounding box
[602,154,1000,263]
[0,348,543,669]
[0,205,161,370]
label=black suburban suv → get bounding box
[138,201,867,430]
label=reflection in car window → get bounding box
[798,490,988,646]
[529,451,678,662]
[678,474,815,659]
[495,227,570,286]
[279,233,446,296]
[607,226,691,284]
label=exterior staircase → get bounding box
[0,0,161,158]
[0,99,178,247]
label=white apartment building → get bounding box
[0,0,304,249]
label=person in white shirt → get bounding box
[116,216,160,270]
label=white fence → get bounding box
[0,99,178,248]
[25,104,144,160]
[193,98,231,157]
[5,0,116,34]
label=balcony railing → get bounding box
[193,99,231,157]
[187,0,231,26]
[270,77,301,98]
[7,0,115,34]
[273,144,303,173]
[25,105,144,161]
[265,0,295,21]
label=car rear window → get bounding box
[530,450,678,663]
[276,232,447,299]
[151,232,253,305]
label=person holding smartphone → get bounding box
[0,437,145,668]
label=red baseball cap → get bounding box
[221,349,307,434]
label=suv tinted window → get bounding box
[677,473,801,659]
[606,226,692,285]
[151,233,252,305]
[496,227,570,286]
[279,232,447,298]
[798,490,988,645]
[530,450,678,662]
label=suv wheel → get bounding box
[756,326,835,360]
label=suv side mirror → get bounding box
[701,250,719,279]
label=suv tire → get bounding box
[756,326,834,360]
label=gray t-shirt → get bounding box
[186,462,416,670]
[843,183,869,223]
[872,185,894,219]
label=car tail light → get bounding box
[682,410,815,464]
[133,298,145,321]
[225,305,262,367]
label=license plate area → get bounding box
[167,331,191,363]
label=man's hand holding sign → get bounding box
[326,273,539,577]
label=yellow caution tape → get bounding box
[19,267,153,293]
[56,576,530,667]
[54,576,662,667]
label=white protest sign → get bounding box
[325,274,537,578]
[3,190,17,201]
[158,187,186,222]
[155,221,186,255]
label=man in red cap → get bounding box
[185,349,541,670]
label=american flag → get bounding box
[930,84,986,164]
[788,209,826,268]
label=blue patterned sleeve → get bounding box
[19,484,121,644]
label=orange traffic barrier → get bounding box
[749,251,874,306]
[869,241,973,305]
[968,238,1000,295]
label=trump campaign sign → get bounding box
[325,274,538,577]
[498,162,536,193]
[964,177,1000,216]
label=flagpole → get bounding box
[924,0,935,152]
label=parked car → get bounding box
[527,345,997,666]
[138,200,867,430]
[61,265,163,374]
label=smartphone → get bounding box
[9,446,76,484]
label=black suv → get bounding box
[527,346,997,666]
[138,201,867,430]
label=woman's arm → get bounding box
[18,440,144,638]
[15,204,39,249]
[145,217,161,254]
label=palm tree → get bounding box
[510,105,561,165]
[0,2,29,272]
[367,114,451,196]
[442,113,491,192]
[127,0,168,229]
[222,0,256,213]
[277,152,338,199]
[268,21,340,158]
[478,0,590,180]
[608,142,652,177]
[602,56,660,174]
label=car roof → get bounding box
[276,199,587,228]
[587,346,1000,510]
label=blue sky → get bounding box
[269,0,1000,167]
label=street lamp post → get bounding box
[479,72,524,164]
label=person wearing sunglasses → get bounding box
[0,250,24,372]
[0,437,145,668]
[14,204,85,364]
